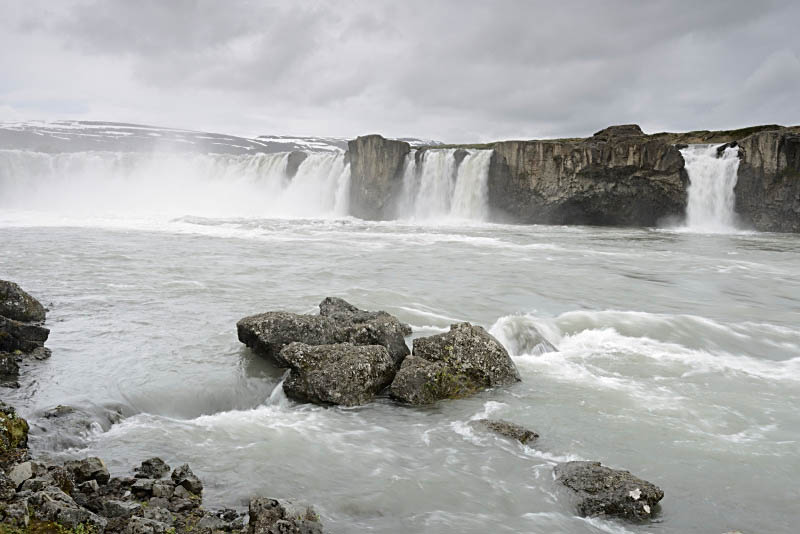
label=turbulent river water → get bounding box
[1,146,800,534]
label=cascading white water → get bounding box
[682,144,741,232]
[398,149,493,221]
[0,149,350,220]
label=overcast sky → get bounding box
[2,0,799,142]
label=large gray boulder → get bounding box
[0,315,49,354]
[237,297,410,367]
[280,342,396,406]
[555,461,664,521]
[248,497,323,534]
[29,486,108,530]
[389,323,520,404]
[0,281,46,323]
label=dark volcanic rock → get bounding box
[286,151,308,179]
[735,127,800,232]
[136,457,171,479]
[65,457,110,485]
[171,464,203,495]
[471,419,538,444]
[280,342,396,406]
[487,124,688,226]
[0,280,46,323]
[347,134,410,220]
[248,497,323,534]
[237,297,410,367]
[0,315,49,354]
[389,322,520,404]
[555,461,664,521]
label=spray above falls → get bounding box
[681,144,741,232]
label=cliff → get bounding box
[735,127,800,232]
[347,135,410,220]
[487,125,688,226]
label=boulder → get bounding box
[65,457,110,485]
[280,342,396,406]
[0,280,46,323]
[237,297,410,367]
[0,352,20,385]
[555,461,664,521]
[248,497,323,534]
[124,516,168,534]
[8,461,34,488]
[171,464,202,495]
[135,457,171,479]
[390,323,521,404]
[470,419,538,444]
[29,485,108,530]
[0,315,49,354]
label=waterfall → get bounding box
[0,149,350,219]
[682,144,741,232]
[398,149,493,221]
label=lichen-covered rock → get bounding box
[237,297,410,367]
[248,497,323,534]
[0,280,46,323]
[171,464,202,495]
[29,486,108,530]
[280,342,396,406]
[555,461,664,521]
[390,323,520,404]
[65,457,110,485]
[135,457,171,480]
[0,401,29,463]
[470,419,539,444]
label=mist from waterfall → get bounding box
[682,144,741,232]
[0,150,350,220]
[397,149,493,221]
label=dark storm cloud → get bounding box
[1,0,799,141]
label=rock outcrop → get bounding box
[487,125,688,226]
[389,323,520,404]
[237,297,410,367]
[734,127,800,232]
[470,419,538,444]
[0,404,327,534]
[347,135,410,220]
[555,461,664,521]
[280,342,396,406]
[0,281,50,387]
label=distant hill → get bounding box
[0,121,440,154]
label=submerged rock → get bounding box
[248,497,323,534]
[280,342,396,406]
[237,297,410,366]
[470,419,538,444]
[555,461,664,521]
[389,322,520,404]
[0,280,46,323]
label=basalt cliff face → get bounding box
[347,134,410,220]
[734,127,800,232]
[487,125,688,226]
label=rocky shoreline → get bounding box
[2,282,666,532]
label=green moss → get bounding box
[0,521,99,534]
[0,409,29,452]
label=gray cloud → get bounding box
[1,0,799,142]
